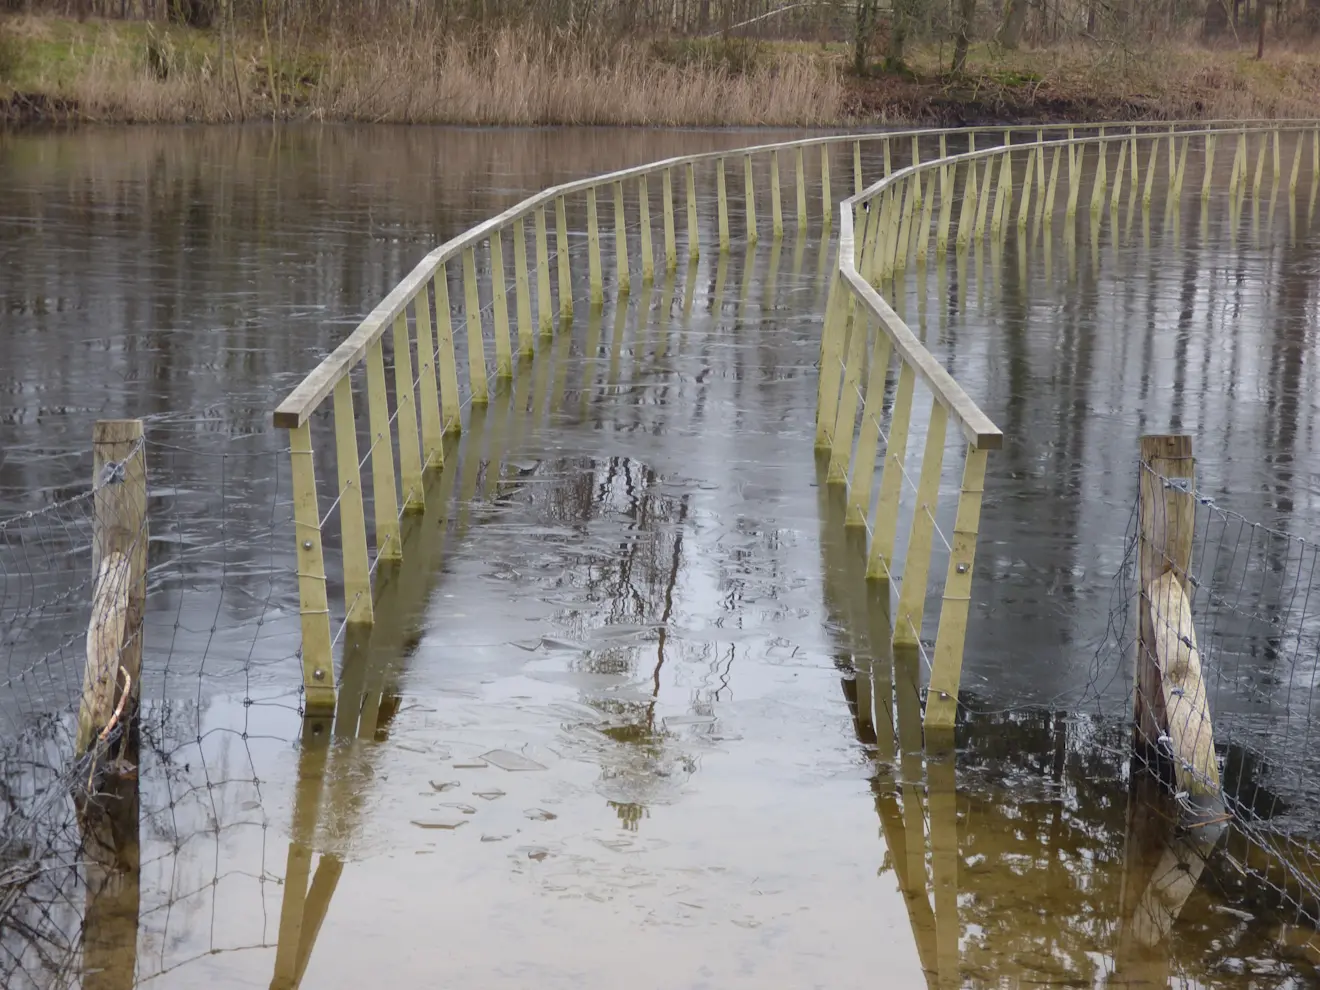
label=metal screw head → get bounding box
[302,540,314,551]
[313,668,325,681]
[939,691,950,699]
[956,563,969,574]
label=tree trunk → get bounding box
[887,0,911,68]
[997,0,1029,47]
[1306,0,1320,32]
[953,0,975,72]
[1256,0,1266,56]
[1202,0,1229,35]
[853,0,877,75]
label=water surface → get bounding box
[2,125,1320,987]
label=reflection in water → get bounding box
[818,449,1320,986]
[8,127,1320,986]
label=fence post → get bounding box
[77,420,147,760]
[1136,435,1221,814]
[716,158,730,253]
[290,422,337,714]
[662,168,678,272]
[820,144,832,226]
[555,195,573,321]
[1136,435,1190,752]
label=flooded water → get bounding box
[4,125,1320,987]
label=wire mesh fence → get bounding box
[0,428,305,989]
[1112,442,1320,934]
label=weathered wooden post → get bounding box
[1136,435,1222,817]
[76,420,147,761]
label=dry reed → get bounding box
[315,30,842,126]
[24,21,842,125]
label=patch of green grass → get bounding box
[0,16,217,92]
[0,26,19,86]
[252,51,324,106]
[987,67,1043,86]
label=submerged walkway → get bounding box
[6,121,1320,988]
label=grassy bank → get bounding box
[0,16,841,125]
[2,14,1319,126]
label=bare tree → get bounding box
[997,0,1029,47]
[1203,0,1231,34]
[853,0,878,74]
[953,0,975,71]
[887,0,917,69]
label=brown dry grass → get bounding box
[2,17,843,125]
[5,14,1320,126]
[314,31,841,126]
[888,40,1320,122]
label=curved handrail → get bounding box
[269,114,1320,720]
[833,121,1320,451]
[822,119,1320,730]
[271,118,1312,429]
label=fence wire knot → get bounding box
[98,460,127,487]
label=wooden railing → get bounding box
[272,119,1320,718]
[818,120,1320,732]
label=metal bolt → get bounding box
[939,691,949,699]
[302,540,313,550]
[313,668,325,681]
[956,563,968,574]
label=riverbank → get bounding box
[2,15,1318,127]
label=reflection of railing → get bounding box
[265,310,591,988]
[814,464,1318,984]
[820,120,1320,732]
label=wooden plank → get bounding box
[555,195,573,321]
[365,339,401,561]
[685,161,701,262]
[391,312,425,512]
[716,158,730,252]
[820,144,832,224]
[614,180,631,295]
[411,283,445,466]
[332,378,373,625]
[924,444,989,731]
[586,186,604,304]
[535,206,553,335]
[637,175,654,282]
[662,168,678,271]
[489,229,513,377]
[513,216,534,357]
[744,153,758,244]
[462,246,489,404]
[289,422,336,713]
[432,267,462,433]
